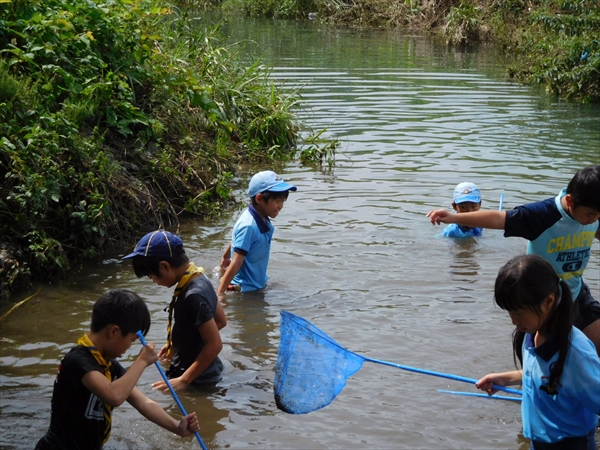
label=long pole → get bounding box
[137,331,208,450]
[364,356,523,396]
[284,311,523,397]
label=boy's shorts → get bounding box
[166,357,224,386]
[574,282,600,330]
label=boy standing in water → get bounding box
[441,181,483,238]
[427,165,600,354]
[123,230,226,390]
[35,289,199,449]
[217,170,297,296]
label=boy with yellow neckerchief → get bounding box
[35,289,199,449]
[123,230,226,392]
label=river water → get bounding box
[1,17,599,450]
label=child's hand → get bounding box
[138,342,159,367]
[426,208,452,225]
[152,376,189,393]
[158,344,172,362]
[475,373,504,396]
[219,255,231,272]
[177,411,200,437]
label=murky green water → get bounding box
[1,17,599,450]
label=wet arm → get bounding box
[127,388,199,436]
[217,251,245,295]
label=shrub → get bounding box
[0,0,306,297]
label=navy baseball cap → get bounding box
[122,230,183,259]
[453,182,481,204]
[248,171,297,197]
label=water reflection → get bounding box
[447,238,482,282]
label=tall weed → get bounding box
[0,0,304,296]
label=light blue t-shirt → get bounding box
[230,206,274,292]
[442,223,482,238]
[505,189,600,300]
[521,328,600,444]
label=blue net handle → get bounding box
[363,356,522,396]
[274,311,521,415]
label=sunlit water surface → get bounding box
[1,17,599,450]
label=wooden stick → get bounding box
[0,288,42,322]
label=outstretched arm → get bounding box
[426,209,507,230]
[127,387,200,436]
[475,370,522,396]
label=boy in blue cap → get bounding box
[441,182,483,238]
[35,289,200,449]
[427,165,600,355]
[217,170,297,296]
[123,230,226,391]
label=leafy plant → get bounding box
[298,128,339,170]
[506,0,600,101]
[0,0,305,297]
[444,0,484,45]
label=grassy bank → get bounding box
[0,0,335,300]
[216,0,600,103]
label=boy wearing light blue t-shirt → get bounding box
[441,182,483,238]
[217,171,297,296]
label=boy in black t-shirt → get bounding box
[123,230,226,391]
[35,289,199,450]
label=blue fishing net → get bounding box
[274,311,365,414]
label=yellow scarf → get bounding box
[164,262,205,359]
[76,333,113,444]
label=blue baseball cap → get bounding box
[122,230,183,259]
[248,171,297,197]
[453,182,481,204]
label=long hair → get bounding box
[493,255,575,394]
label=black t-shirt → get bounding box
[167,274,223,384]
[35,346,126,450]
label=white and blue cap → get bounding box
[453,182,481,204]
[248,170,297,198]
[122,230,183,259]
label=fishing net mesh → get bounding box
[274,311,365,414]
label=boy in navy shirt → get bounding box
[218,170,297,296]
